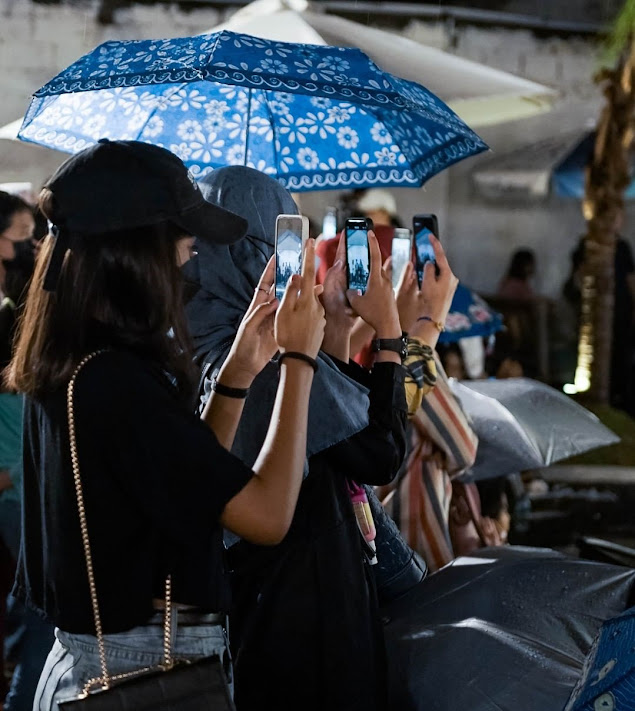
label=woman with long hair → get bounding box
[5,140,325,710]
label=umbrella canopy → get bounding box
[210,0,557,127]
[565,607,635,711]
[449,377,620,480]
[17,30,487,192]
[383,547,635,711]
[439,283,503,344]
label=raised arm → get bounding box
[201,256,278,450]
[218,240,326,545]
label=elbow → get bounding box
[255,520,290,546]
[241,512,292,546]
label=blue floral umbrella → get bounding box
[18,31,487,191]
[565,606,635,711]
[439,283,503,343]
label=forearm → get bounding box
[408,320,442,350]
[322,322,351,362]
[221,360,314,544]
[200,360,251,450]
[252,360,313,516]
[349,319,375,359]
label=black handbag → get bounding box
[59,352,235,710]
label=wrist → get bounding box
[217,360,255,390]
[279,353,318,374]
[410,320,441,348]
[373,319,402,339]
[322,328,350,363]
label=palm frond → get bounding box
[604,0,635,63]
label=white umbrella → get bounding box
[209,0,556,127]
[449,377,620,480]
[0,118,65,188]
[0,119,21,140]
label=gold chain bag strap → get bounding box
[60,351,235,711]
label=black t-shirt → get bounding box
[14,350,253,634]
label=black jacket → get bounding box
[228,360,407,711]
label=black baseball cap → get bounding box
[45,139,247,242]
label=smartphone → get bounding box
[391,227,413,291]
[413,214,439,286]
[275,214,309,300]
[345,217,372,294]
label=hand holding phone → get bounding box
[275,214,309,300]
[345,217,372,295]
[219,256,279,387]
[275,238,326,360]
[346,230,401,339]
[410,233,458,346]
[321,233,356,327]
[413,214,439,286]
[391,228,413,291]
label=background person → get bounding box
[0,193,34,301]
[357,188,402,228]
[0,253,56,711]
[497,248,537,301]
[4,141,325,710]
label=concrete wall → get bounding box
[1,1,632,298]
[0,0,223,186]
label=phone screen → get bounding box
[391,230,412,290]
[275,217,304,300]
[346,224,370,294]
[413,215,439,286]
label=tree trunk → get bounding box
[576,48,635,403]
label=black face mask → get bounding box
[2,238,35,270]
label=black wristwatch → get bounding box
[370,333,408,361]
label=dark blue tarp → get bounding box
[552,131,635,199]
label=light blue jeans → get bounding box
[32,613,230,711]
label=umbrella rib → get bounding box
[130,83,186,143]
[262,92,280,176]
[244,87,252,167]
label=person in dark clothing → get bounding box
[4,141,326,710]
[186,167,457,711]
[0,239,55,711]
[187,166,407,711]
[498,248,536,301]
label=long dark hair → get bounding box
[6,191,195,397]
[506,249,535,281]
[0,191,31,233]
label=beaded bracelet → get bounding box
[278,351,319,373]
[417,315,446,333]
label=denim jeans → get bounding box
[33,614,230,711]
[365,485,427,604]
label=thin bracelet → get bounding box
[211,376,250,399]
[417,316,445,333]
[278,351,319,373]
